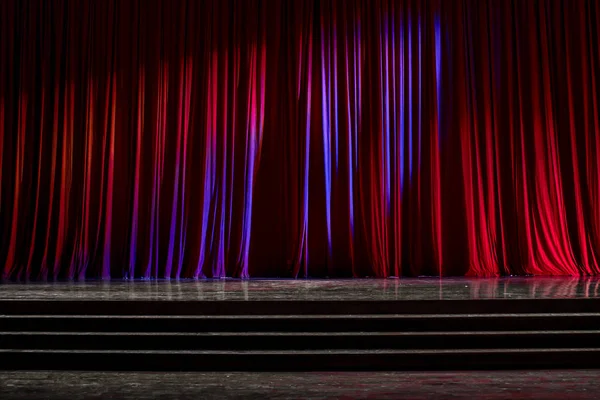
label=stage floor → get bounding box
[1,370,599,400]
[1,277,599,301]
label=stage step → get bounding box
[1,330,600,350]
[2,348,600,371]
[3,298,600,315]
[3,313,600,332]
[1,299,599,370]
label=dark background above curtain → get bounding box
[1,0,600,279]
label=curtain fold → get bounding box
[1,0,600,279]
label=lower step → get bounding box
[2,348,600,371]
[2,331,600,350]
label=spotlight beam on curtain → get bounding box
[1,0,600,280]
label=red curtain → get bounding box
[1,0,600,280]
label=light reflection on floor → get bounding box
[1,277,599,301]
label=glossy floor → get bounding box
[1,370,599,399]
[1,277,600,301]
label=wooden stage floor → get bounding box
[1,277,600,301]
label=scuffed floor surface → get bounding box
[2,277,600,301]
[1,370,599,399]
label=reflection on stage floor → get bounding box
[1,277,599,301]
